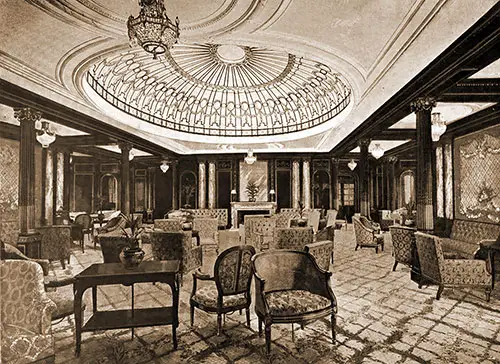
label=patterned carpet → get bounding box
[49,227,500,364]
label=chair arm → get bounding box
[193,269,213,281]
[442,259,492,283]
[45,275,75,289]
[253,272,270,316]
[39,296,57,334]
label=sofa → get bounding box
[440,220,500,259]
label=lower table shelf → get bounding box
[83,307,174,331]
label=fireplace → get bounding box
[230,201,277,228]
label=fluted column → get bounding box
[43,149,54,225]
[411,97,436,232]
[171,160,179,210]
[198,160,207,209]
[358,138,370,216]
[147,166,156,220]
[302,158,311,209]
[55,151,64,211]
[331,158,339,209]
[387,156,398,211]
[63,151,71,212]
[119,143,132,215]
[15,108,40,235]
[208,160,216,209]
[292,159,300,208]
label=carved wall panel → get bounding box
[454,125,500,223]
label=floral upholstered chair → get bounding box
[150,231,203,282]
[273,227,314,250]
[353,216,384,253]
[36,225,72,269]
[274,210,300,228]
[193,217,219,252]
[305,240,334,270]
[389,226,417,271]
[1,260,56,364]
[414,232,493,301]
[252,250,337,355]
[251,217,276,251]
[190,245,256,335]
[154,218,183,232]
[243,215,268,247]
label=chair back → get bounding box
[214,245,256,296]
[193,218,218,239]
[154,218,183,232]
[150,231,185,261]
[99,236,132,263]
[326,209,338,227]
[243,215,266,246]
[389,226,416,267]
[74,213,92,229]
[353,216,373,244]
[415,232,444,283]
[274,227,314,250]
[308,210,321,233]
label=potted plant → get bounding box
[246,180,259,202]
[179,208,194,230]
[404,200,416,226]
[119,213,145,269]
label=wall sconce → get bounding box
[128,150,135,161]
[36,121,56,148]
[431,112,447,142]
[244,149,256,164]
[371,143,384,159]
[269,189,276,201]
[347,159,357,171]
[231,189,237,202]
[160,160,169,173]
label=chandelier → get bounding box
[36,121,56,148]
[127,0,180,59]
[371,143,385,159]
[347,159,357,171]
[431,112,447,142]
[244,150,256,165]
[160,160,169,173]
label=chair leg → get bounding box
[258,317,263,336]
[392,261,398,271]
[485,289,491,302]
[190,304,195,327]
[291,323,295,342]
[246,308,251,327]
[375,246,378,254]
[436,285,444,300]
[355,244,359,251]
[331,311,336,344]
[217,314,222,336]
[265,323,272,355]
[61,259,66,270]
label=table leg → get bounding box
[92,286,97,313]
[74,285,84,357]
[172,276,180,349]
[490,251,496,289]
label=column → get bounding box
[302,158,311,209]
[208,160,216,209]
[292,159,300,208]
[15,108,40,235]
[411,97,436,232]
[44,149,54,225]
[358,138,370,216]
[147,166,156,220]
[55,151,64,211]
[63,151,71,213]
[119,143,132,215]
[388,156,398,211]
[171,160,179,210]
[198,160,207,209]
[331,158,339,210]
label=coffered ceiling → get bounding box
[0,0,498,155]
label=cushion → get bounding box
[1,324,54,363]
[265,289,331,316]
[192,284,247,308]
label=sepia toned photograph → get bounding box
[0,1,499,363]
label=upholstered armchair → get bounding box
[251,217,276,251]
[359,215,381,233]
[252,250,337,355]
[154,218,183,232]
[307,210,321,234]
[305,240,334,270]
[36,225,72,269]
[273,227,314,250]
[353,216,384,253]
[190,245,256,335]
[274,211,300,228]
[193,217,219,252]
[150,231,203,282]
[94,214,127,247]
[243,215,267,247]
[1,260,56,364]
[389,226,417,271]
[415,232,492,301]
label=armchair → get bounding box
[251,217,276,251]
[73,213,93,253]
[274,227,314,250]
[1,260,56,364]
[353,216,384,253]
[193,217,219,252]
[190,245,256,335]
[150,231,203,282]
[415,232,492,301]
[389,226,417,271]
[274,210,300,228]
[252,250,337,355]
[154,218,183,232]
[36,225,72,269]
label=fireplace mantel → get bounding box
[231,201,277,228]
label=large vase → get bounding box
[119,246,145,269]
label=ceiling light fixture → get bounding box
[127,0,180,60]
[244,150,256,165]
[36,121,56,148]
[431,112,447,142]
[160,160,169,173]
[371,144,385,159]
[347,159,357,171]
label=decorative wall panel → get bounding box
[239,161,268,202]
[436,146,444,218]
[45,150,54,225]
[454,125,500,223]
[56,152,64,210]
[0,138,19,245]
[444,143,454,219]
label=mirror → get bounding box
[100,174,118,210]
[313,170,330,209]
[399,170,415,207]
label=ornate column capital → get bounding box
[118,142,133,153]
[358,138,371,149]
[385,156,398,164]
[14,107,42,123]
[331,157,339,165]
[410,97,436,112]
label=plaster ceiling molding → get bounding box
[84,43,353,143]
[469,59,500,78]
[389,102,496,129]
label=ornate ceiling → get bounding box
[0,0,498,154]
